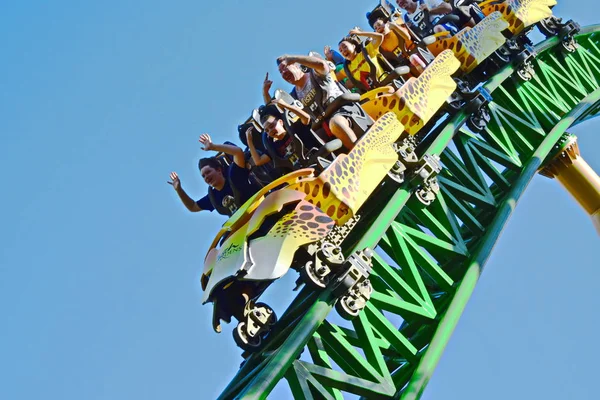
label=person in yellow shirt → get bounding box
[371,17,428,75]
[336,28,385,93]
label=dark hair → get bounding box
[237,123,253,147]
[258,104,283,124]
[338,35,363,51]
[366,8,390,29]
[198,157,224,173]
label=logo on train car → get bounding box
[217,242,242,262]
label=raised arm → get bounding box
[199,134,245,168]
[272,98,311,126]
[278,54,330,76]
[245,127,271,166]
[388,21,412,42]
[350,28,384,49]
[262,72,273,105]
[167,172,202,212]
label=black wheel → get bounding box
[232,321,262,351]
[335,296,361,320]
[517,68,533,81]
[537,17,560,38]
[446,99,463,114]
[299,261,328,289]
[467,114,485,133]
[490,48,511,67]
[254,302,277,326]
[467,106,490,133]
[454,78,472,96]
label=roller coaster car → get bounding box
[474,0,557,81]
[426,12,510,75]
[360,49,461,137]
[200,112,407,351]
[479,0,556,36]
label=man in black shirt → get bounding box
[168,134,260,216]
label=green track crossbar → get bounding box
[217,26,600,400]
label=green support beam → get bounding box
[217,25,600,400]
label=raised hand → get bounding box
[263,72,273,93]
[167,171,181,191]
[199,133,215,151]
[245,126,254,141]
[324,45,333,61]
[349,27,362,35]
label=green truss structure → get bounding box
[216,25,600,400]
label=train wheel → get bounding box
[300,260,329,289]
[232,322,262,351]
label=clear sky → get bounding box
[0,1,598,399]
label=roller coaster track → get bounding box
[216,25,600,400]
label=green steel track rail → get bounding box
[217,25,600,400]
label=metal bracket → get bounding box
[410,154,442,206]
[332,248,373,297]
[332,248,374,319]
[559,20,581,53]
[515,44,537,81]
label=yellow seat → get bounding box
[480,0,556,35]
[287,112,405,225]
[360,50,461,136]
[426,12,510,74]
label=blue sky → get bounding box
[1,1,598,399]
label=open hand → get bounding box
[199,133,215,151]
[324,45,333,61]
[167,171,181,191]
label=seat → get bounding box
[261,131,342,175]
[426,11,509,74]
[342,38,411,95]
[360,50,461,136]
[274,88,373,154]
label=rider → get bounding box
[276,53,361,150]
[258,103,295,159]
[168,134,260,216]
[336,28,386,92]
[371,16,429,75]
[238,123,277,187]
[395,0,454,38]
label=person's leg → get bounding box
[433,24,452,39]
[328,114,357,150]
[409,53,427,74]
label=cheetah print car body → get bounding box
[201,188,335,305]
[287,112,405,225]
[361,50,461,136]
[201,113,407,306]
[426,12,510,74]
[480,0,556,36]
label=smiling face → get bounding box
[373,19,388,34]
[338,40,357,60]
[396,0,415,11]
[200,165,225,190]
[262,115,286,141]
[278,61,304,84]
